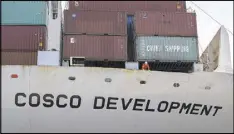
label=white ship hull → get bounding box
[2,66,233,133]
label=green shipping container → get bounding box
[2,1,48,25]
[135,36,199,62]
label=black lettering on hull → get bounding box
[14,93,223,117]
[70,95,82,108]
[29,93,40,107]
[15,93,26,107]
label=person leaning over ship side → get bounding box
[142,61,150,70]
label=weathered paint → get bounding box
[2,52,38,65]
[68,1,186,13]
[64,10,127,35]
[1,25,47,51]
[63,35,127,61]
[2,66,233,133]
[135,36,199,62]
[135,11,197,37]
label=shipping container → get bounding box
[135,11,197,37]
[68,1,186,13]
[64,10,127,35]
[37,51,60,66]
[63,35,127,61]
[135,36,199,62]
[1,25,47,51]
[2,1,48,25]
[2,51,38,65]
[143,1,186,12]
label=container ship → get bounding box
[1,1,233,133]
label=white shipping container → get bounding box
[125,62,139,70]
[37,51,60,66]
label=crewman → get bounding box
[142,61,150,70]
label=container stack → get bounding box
[1,1,48,65]
[131,5,198,72]
[134,11,199,71]
[63,1,198,71]
[63,9,128,62]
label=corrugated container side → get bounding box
[144,1,186,12]
[64,10,127,35]
[2,51,38,65]
[68,1,186,13]
[1,26,47,51]
[2,1,48,25]
[135,11,197,37]
[135,36,199,62]
[63,35,127,61]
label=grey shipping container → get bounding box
[64,10,127,35]
[63,35,127,61]
[135,36,199,62]
[135,11,197,37]
[2,1,48,25]
[68,1,186,13]
[2,51,38,65]
[1,25,47,51]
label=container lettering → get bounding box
[165,45,189,52]
[146,45,189,53]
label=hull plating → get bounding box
[2,66,233,133]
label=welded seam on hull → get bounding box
[28,67,32,131]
